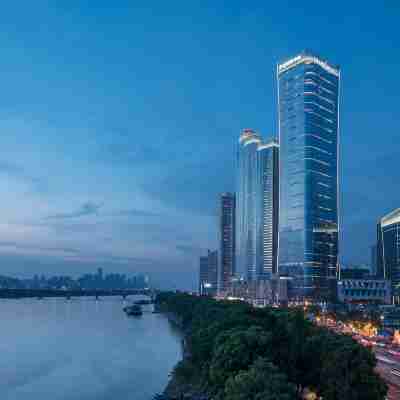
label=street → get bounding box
[374,348,400,400]
[315,316,400,399]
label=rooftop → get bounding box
[381,208,400,227]
[257,138,279,150]
[278,51,340,77]
[239,128,261,145]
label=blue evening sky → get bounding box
[0,1,398,289]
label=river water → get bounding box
[0,296,182,400]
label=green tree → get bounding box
[209,326,272,391]
[319,337,387,400]
[224,357,297,400]
[157,292,387,400]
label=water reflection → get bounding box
[0,296,182,400]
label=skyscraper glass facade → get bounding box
[278,53,340,300]
[257,140,279,279]
[236,129,262,280]
[377,208,400,304]
[219,192,235,294]
[236,129,279,282]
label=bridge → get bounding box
[0,288,157,300]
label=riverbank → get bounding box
[155,291,388,400]
[162,337,207,399]
[153,304,209,399]
[163,375,206,399]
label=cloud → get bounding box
[111,209,162,218]
[176,244,204,256]
[97,141,167,166]
[0,160,47,191]
[0,240,81,255]
[45,202,102,220]
[85,252,157,265]
[140,157,234,216]
[0,160,30,178]
[0,238,157,265]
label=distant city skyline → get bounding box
[0,3,399,290]
[0,268,149,290]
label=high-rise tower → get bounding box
[377,208,400,304]
[257,139,279,279]
[236,129,279,282]
[277,52,340,300]
[236,129,262,280]
[219,192,235,294]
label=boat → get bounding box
[123,304,143,316]
[134,299,152,305]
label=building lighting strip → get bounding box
[381,208,400,228]
[278,54,340,77]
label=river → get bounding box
[0,296,182,400]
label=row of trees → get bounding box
[156,292,387,400]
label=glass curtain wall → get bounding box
[236,129,261,281]
[278,53,340,300]
[377,209,400,304]
[256,141,279,279]
[219,192,235,294]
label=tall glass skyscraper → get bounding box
[377,208,400,304]
[236,130,279,282]
[277,52,340,300]
[257,139,279,279]
[219,192,235,294]
[236,129,261,280]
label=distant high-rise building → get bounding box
[277,52,340,301]
[236,129,262,280]
[257,139,279,279]
[199,256,209,294]
[219,193,235,294]
[371,244,377,277]
[377,208,400,304]
[199,250,218,296]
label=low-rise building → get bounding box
[227,275,288,306]
[339,266,370,280]
[380,307,400,330]
[338,279,391,305]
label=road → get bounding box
[374,348,400,400]
[315,319,400,399]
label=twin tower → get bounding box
[221,52,340,302]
